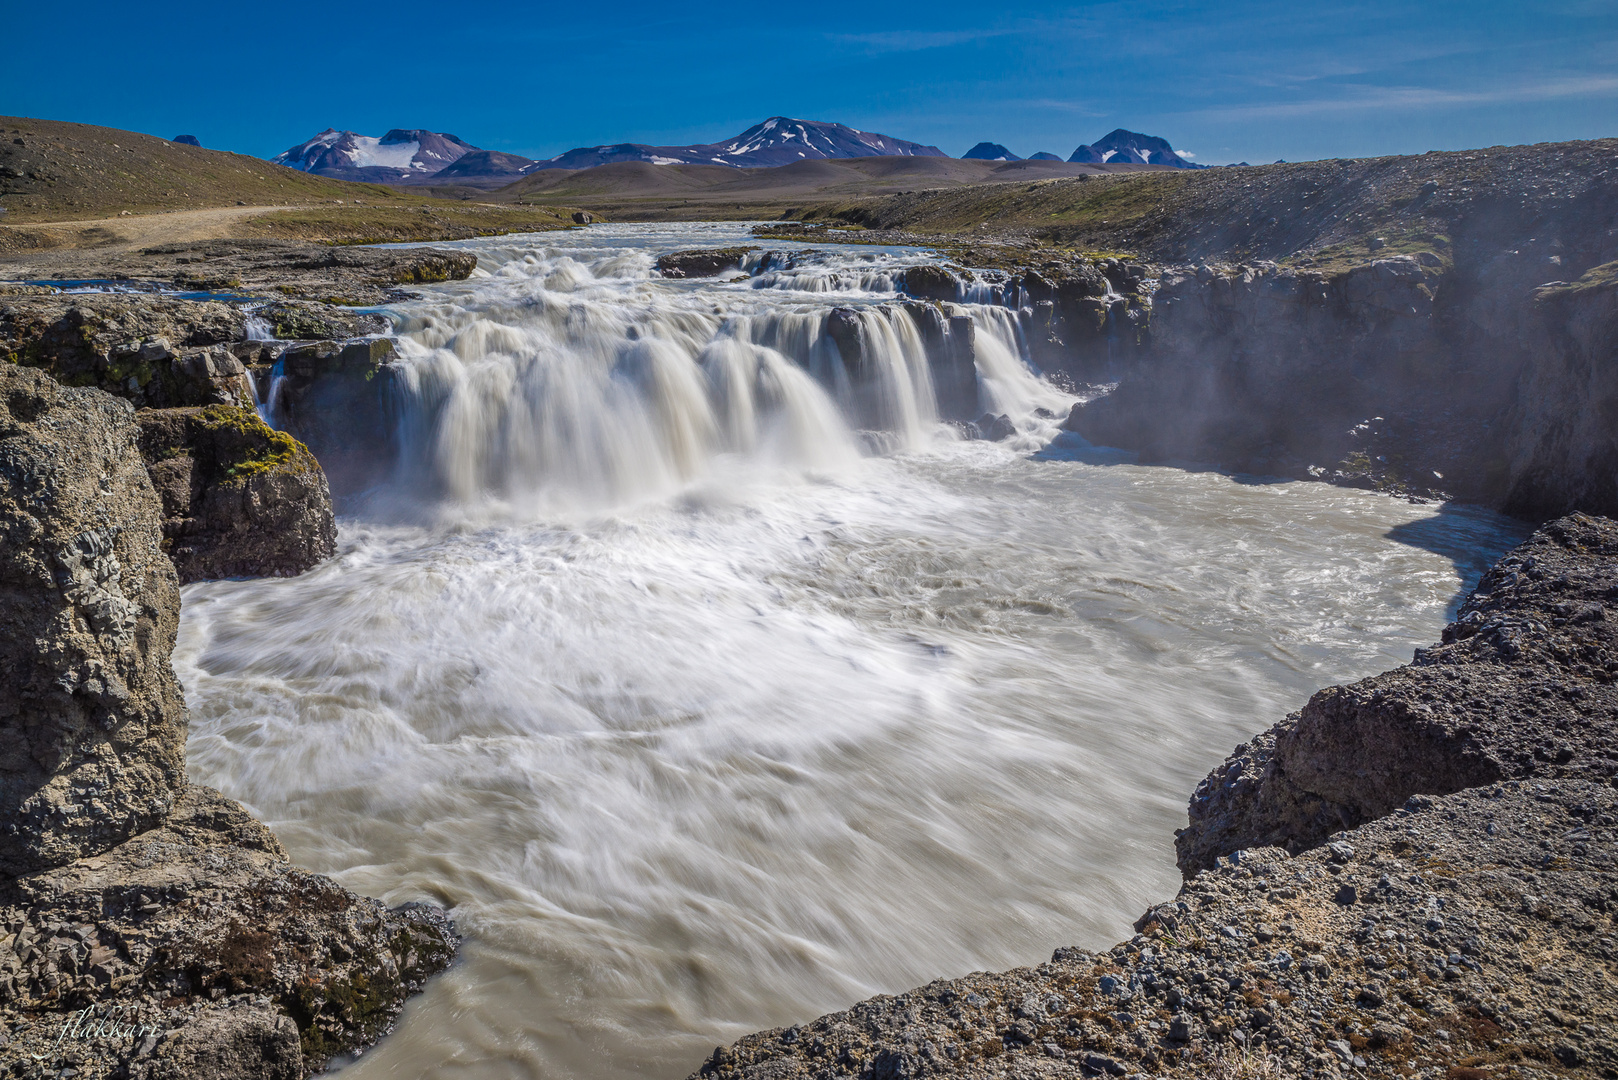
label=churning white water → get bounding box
[174,223,1526,1080]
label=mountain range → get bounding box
[269,119,1200,187]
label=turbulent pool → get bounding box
[174,223,1526,1079]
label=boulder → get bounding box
[0,364,188,877]
[0,786,457,1076]
[656,247,758,278]
[1176,512,1618,875]
[136,406,337,583]
[897,264,966,302]
[572,211,594,224]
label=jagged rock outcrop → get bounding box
[0,364,189,877]
[1,366,454,1078]
[685,517,1618,1080]
[0,786,456,1077]
[1177,513,1618,876]
[1,295,253,409]
[136,406,336,583]
[657,248,759,278]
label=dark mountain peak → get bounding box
[962,142,1021,161]
[172,135,201,147]
[1068,128,1202,168]
[531,117,946,171]
[1027,151,1062,161]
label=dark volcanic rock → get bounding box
[272,337,401,495]
[0,365,188,877]
[1177,513,1618,876]
[0,294,250,409]
[255,299,388,342]
[657,247,758,278]
[136,406,337,583]
[0,786,457,1078]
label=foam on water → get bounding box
[175,223,1527,1080]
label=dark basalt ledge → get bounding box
[0,364,454,1079]
[689,517,1618,1080]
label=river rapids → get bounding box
[174,223,1526,1079]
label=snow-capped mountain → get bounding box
[961,142,1021,161]
[1067,129,1203,168]
[272,128,478,182]
[528,117,947,171]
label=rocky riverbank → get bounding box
[688,515,1618,1080]
[0,363,456,1078]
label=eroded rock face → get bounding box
[1177,513,1618,876]
[1068,253,1618,516]
[0,787,457,1078]
[0,295,249,410]
[0,364,188,877]
[136,406,337,583]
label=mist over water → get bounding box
[174,224,1527,1080]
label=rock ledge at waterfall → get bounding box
[0,364,455,1079]
[686,516,1618,1080]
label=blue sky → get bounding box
[5,1,1614,165]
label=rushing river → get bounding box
[174,223,1526,1079]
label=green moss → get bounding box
[192,404,308,480]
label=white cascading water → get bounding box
[174,223,1527,1080]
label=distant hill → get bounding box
[1028,152,1063,161]
[172,135,201,147]
[272,128,478,183]
[961,142,1021,161]
[1069,129,1203,169]
[0,115,441,224]
[529,117,948,171]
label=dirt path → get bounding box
[0,204,307,254]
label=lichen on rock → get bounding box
[135,405,337,584]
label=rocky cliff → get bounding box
[0,365,188,877]
[683,517,1618,1080]
[0,365,455,1078]
[1068,253,1618,518]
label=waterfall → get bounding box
[374,232,1074,512]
